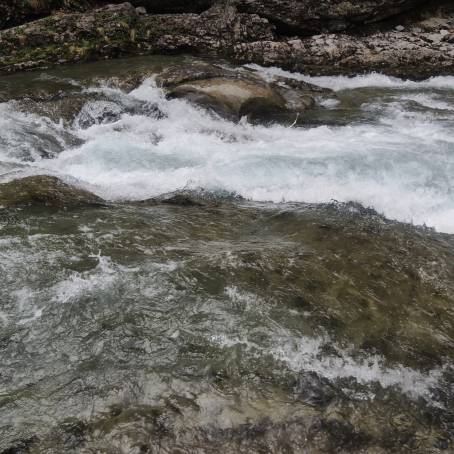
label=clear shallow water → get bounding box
[0,61,454,232]
[0,203,453,452]
[1,58,454,452]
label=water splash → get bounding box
[1,73,454,232]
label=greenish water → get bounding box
[1,56,454,452]
[1,202,453,452]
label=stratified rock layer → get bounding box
[236,0,430,33]
[0,2,453,78]
[0,3,273,74]
[233,29,454,78]
[0,0,91,30]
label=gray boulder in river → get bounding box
[156,62,330,124]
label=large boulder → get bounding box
[236,0,431,33]
[0,175,105,209]
[157,62,331,124]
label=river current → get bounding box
[1,58,454,232]
[0,57,453,452]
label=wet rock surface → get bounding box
[158,62,325,123]
[0,57,331,126]
[0,0,216,31]
[0,175,105,208]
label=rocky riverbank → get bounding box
[0,1,453,78]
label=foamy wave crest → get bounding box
[245,64,454,91]
[210,332,446,402]
[1,74,454,232]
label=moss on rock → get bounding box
[0,175,105,209]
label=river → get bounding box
[0,56,453,453]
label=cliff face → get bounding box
[0,0,443,32]
[0,0,452,78]
[0,0,216,30]
[236,0,430,33]
[0,0,91,30]
[117,0,215,13]
[0,3,273,73]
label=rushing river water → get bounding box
[1,57,454,231]
[0,57,454,453]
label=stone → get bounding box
[0,0,92,31]
[0,4,275,75]
[0,175,105,209]
[0,0,452,79]
[236,0,431,34]
[158,62,327,124]
[232,27,454,79]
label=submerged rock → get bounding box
[1,200,453,452]
[12,83,165,129]
[133,189,242,207]
[0,175,105,209]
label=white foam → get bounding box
[397,93,454,111]
[0,103,69,163]
[224,286,265,313]
[1,75,454,232]
[269,335,444,399]
[245,64,454,91]
[210,332,445,401]
[317,97,341,108]
[49,255,118,304]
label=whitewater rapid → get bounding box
[1,69,454,232]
